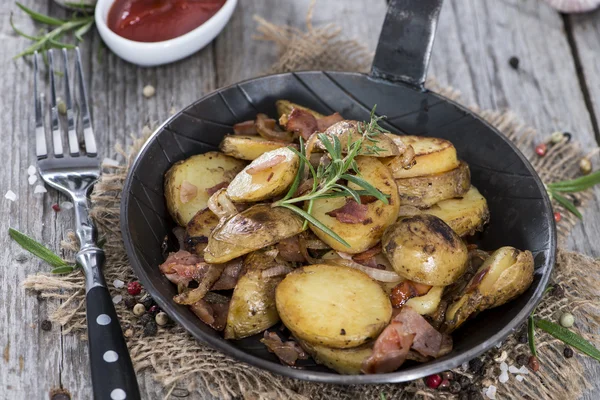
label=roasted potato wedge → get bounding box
[395,161,471,208]
[384,135,460,178]
[184,208,220,255]
[308,156,400,253]
[165,152,246,226]
[382,214,468,286]
[444,247,534,332]
[424,186,490,237]
[276,100,325,126]
[227,147,299,202]
[219,135,290,160]
[315,121,400,157]
[299,340,373,375]
[276,264,392,348]
[204,204,305,263]
[405,286,445,315]
[224,250,283,340]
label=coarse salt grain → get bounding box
[169,107,176,115]
[498,371,509,384]
[28,175,37,185]
[462,362,469,371]
[5,190,17,201]
[485,385,497,399]
[500,361,508,372]
[60,201,74,210]
[518,366,529,375]
[34,185,47,194]
[112,295,123,304]
[103,157,119,167]
[496,341,503,349]
[516,375,524,382]
[113,279,125,289]
[508,365,520,374]
[27,165,36,176]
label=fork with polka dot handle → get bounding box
[33,48,141,400]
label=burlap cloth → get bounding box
[23,4,600,400]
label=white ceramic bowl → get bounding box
[95,0,237,67]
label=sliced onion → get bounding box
[318,252,403,282]
[298,235,320,264]
[261,264,294,278]
[303,238,330,250]
[207,188,238,219]
[398,205,422,217]
[172,227,186,249]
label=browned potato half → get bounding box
[315,121,400,157]
[405,286,444,315]
[308,157,400,254]
[226,147,299,202]
[164,152,246,226]
[299,340,373,375]
[185,208,220,255]
[425,186,490,236]
[276,264,392,349]
[444,247,534,332]
[276,100,325,126]
[204,204,305,263]
[224,250,283,340]
[382,214,468,286]
[395,161,471,208]
[219,135,290,160]
[384,135,460,178]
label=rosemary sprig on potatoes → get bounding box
[272,107,390,247]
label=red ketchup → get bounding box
[107,0,226,43]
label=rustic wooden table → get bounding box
[2,0,599,398]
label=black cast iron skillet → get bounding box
[121,0,555,384]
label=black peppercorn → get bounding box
[449,381,461,394]
[468,358,483,374]
[143,321,158,337]
[41,320,52,331]
[124,295,137,309]
[468,384,479,393]
[142,297,155,310]
[570,195,581,207]
[458,375,470,390]
[564,347,574,358]
[468,391,483,400]
[551,284,565,298]
[516,353,529,366]
[458,393,469,400]
[518,332,528,344]
[509,56,520,69]
[139,313,153,326]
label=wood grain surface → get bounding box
[1,0,598,399]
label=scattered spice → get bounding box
[60,201,74,210]
[508,56,519,69]
[550,131,564,144]
[124,296,136,309]
[127,281,142,296]
[579,158,592,175]
[57,100,67,115]
[143,85,156,98]
[528,355,539,372]
[564,346,574,358]
[28,175,37,185]
[485,385,497,399]
[551,284,565,298]
[155,312,169,326]
[113,279,125,289]
[124,328,134,338]
[425,374,442,389]
[517,332,528,344]
[554,211,562,223]
[449,380,461,394]
[52,204,61,212]
[469,358,484,374]
[439,379,450,390]
[112,295,123,304]
[34,185,47,194]
[27,165,36,176]
[458,393,469,400]
[149,305,159,315]
[133,303,146,316]
[141,295,154,310]
[143,321,158,336]
[5,190,17,202]
[559,312,575,328]
[535,143,547,157]
[516,353,528,367]
[40,320,52,331]
[139,314,153,326]
[442,371,454,380]
[458,375,471,389]
[493,350,508,363]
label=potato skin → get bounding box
[382,214,468,286]
[405,286,444,315]
[316,121,399,157]
[299,340,373,375]
[444,247,534,332]
[226,147,299,202]
[164,152,246,226]
[276,264,392,349]
[224,250,283,340]
[219,135,290,160]
[184,208,220,255]
[395,161,471,209]
[425,186,490,236]
[308,157,400,254]
[204,204,305,263]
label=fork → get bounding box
[34,48,141,400]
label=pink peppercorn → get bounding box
[127,281,142,296]
[425,374,442,389]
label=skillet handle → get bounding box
[371,0,444,89]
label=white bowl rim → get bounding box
[95,0,237,49]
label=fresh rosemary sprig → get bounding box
[546,170,600,219]
[8,227,75,274]
[11,2,95,59]
[273,106,390,247]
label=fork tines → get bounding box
[34,48,98,160]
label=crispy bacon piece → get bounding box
[361,324,414,374]
[206,181,229,196]
[316,112,344,132]
[390,281,432,308]
[352,244,382,268]
[179,180,198,204]
[277,235,306,262]
[325,198,371,224]
[211,259,245,290]
[246,154,286,175]
[233,120,258,135]
[393,306,452,358]
[255,113,294,142]
[260,331,308,366]
[190,294,230,331]
[285,108,319,140]
[159,250,205,286]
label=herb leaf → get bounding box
[51,265,76,274]
[9,227,69,268]
[528,316,537,357]
[535,318,600,362]
[547,170,600,192]
[279,204,351,248]
[16,2,64,26]
[342,174,389,204]
[551,191,583,219]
